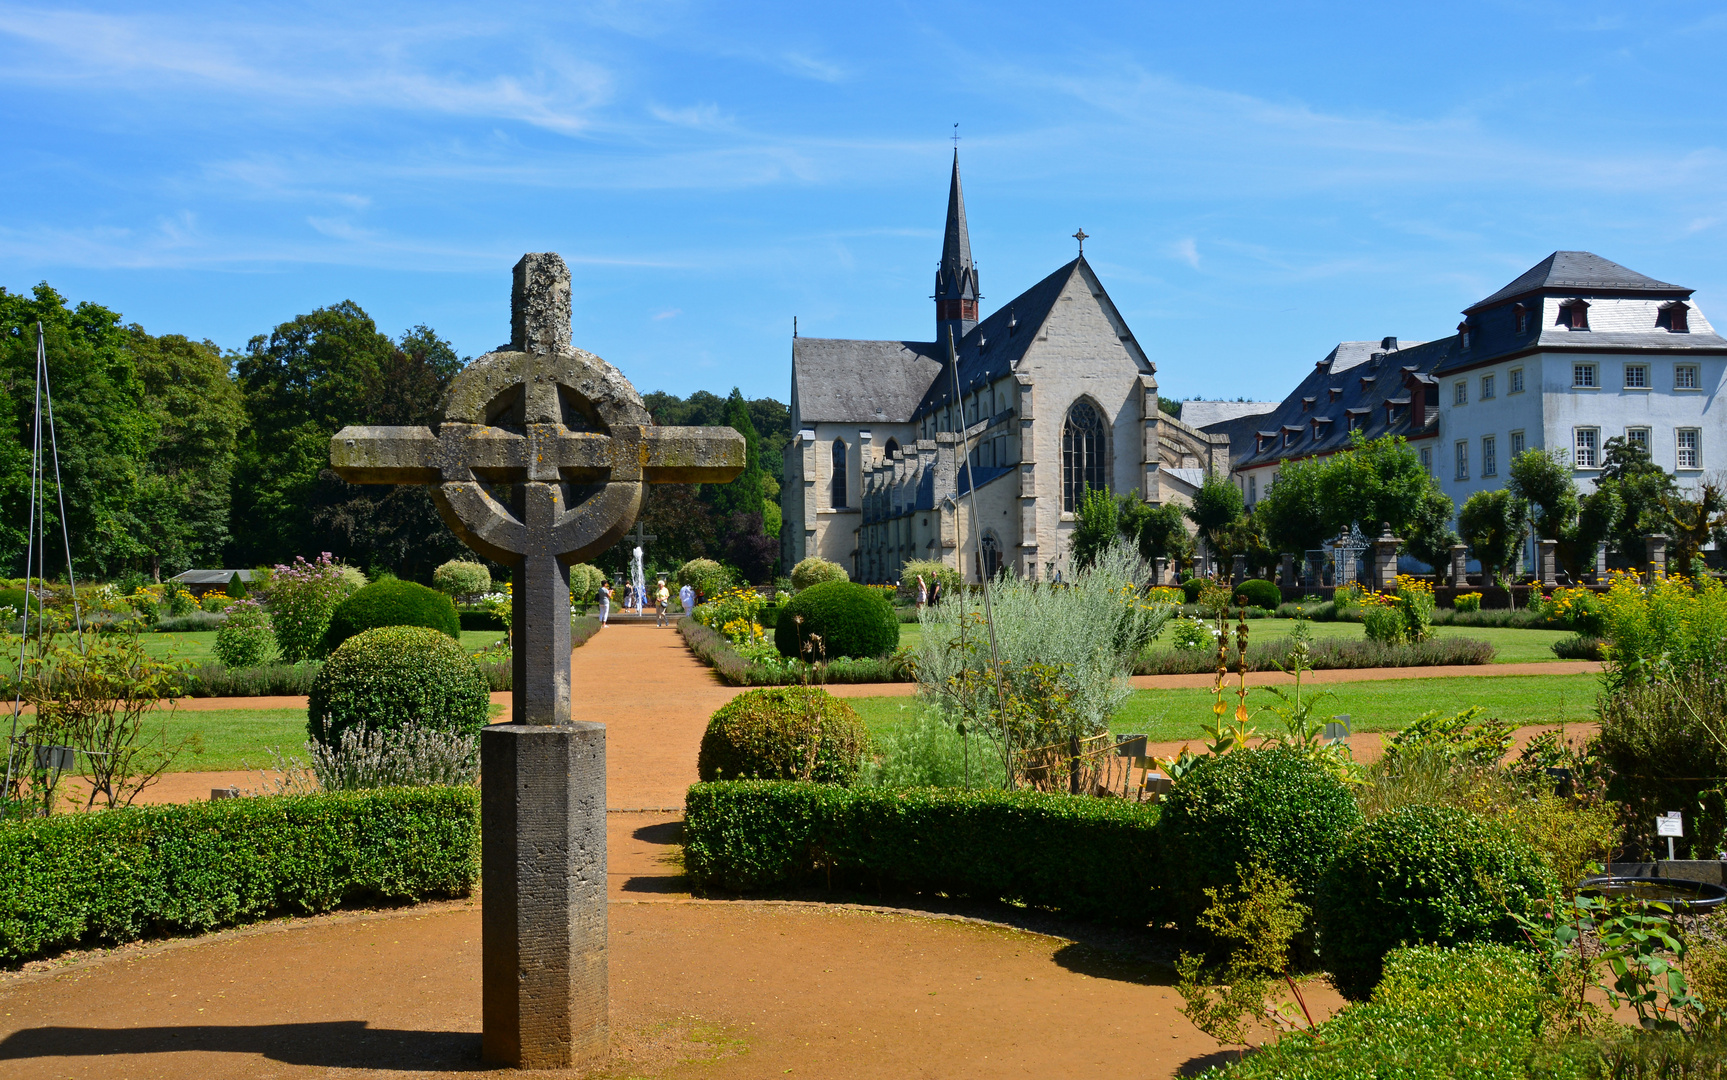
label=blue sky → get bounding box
[4,1,1727,404]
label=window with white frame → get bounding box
[1419,446,1432,474]
[1625,363,1649,389]
[1678,428,1701,470]
[1509,367,1524,394]
[1574,427,1600,468]
[1573,363,1598,388]
[1510,430,1525,457]
[1454,381,1468,406]
[1676,364,1700,390]
[1248,475,1258,505]
[1480,374,1495,400]
[1482,436,1497,477]
[1626,427,1650,452]
[1454,440,1469,480]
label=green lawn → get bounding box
[848,672,1602,746]
[140,628,508,663]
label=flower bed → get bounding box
[0,786,479,964]
[1133,634,1494,675]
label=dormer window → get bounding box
[1328,387,1341,402]
[1661,301,1691,333]
[1008,311,1019,336]
[1301,397,1314,413]
[1513,302,1527,333]
[1561,299,1590,330]
[1359,376,1376,391]
[1457,321,1472,349]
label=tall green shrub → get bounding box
[307,625,490,746]
[1317,805,1556,1000]
[213,598,275,668]
[431,559,490,599]
[1159,745,1362,928]
[677,558,733,601]
[697,686,869,785]
[790,556,848,591]
[774,580,898,659]
[322,578,460,654]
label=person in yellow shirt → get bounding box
[655,580,671,627]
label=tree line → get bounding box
[1071,431,1727,584]
[0,284,789,584]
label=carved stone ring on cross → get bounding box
[328,254,743,566]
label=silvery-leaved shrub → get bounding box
[310,720,479,790]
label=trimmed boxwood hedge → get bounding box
[683,781,1163,925]
[773,580,899,660]
[307,625,491,746]
[1317,805,1557,1000]
[322,579,460,654]
[1158,745,1362,927]
[0,786,479,964]
[1232,578,1280,610]
[697,686,869,785]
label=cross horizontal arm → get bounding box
[330,426,438,484]
[639,426,747,484]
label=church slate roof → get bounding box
[792,338,943,423]
[917,258,1084,414]
[1466,251,1685,313]
[1179,401,1275,429]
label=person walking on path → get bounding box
[655,580,671,627]
[680,582,695,617]
[929,579,942,607]
[598,580,613,625]
[916,574,927,612]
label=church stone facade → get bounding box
[781,154,1227,584]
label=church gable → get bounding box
[1017,260,1152,384]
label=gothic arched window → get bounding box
[831,438,848,508]
[979,533,1002,579]
[1062,401,1107,511]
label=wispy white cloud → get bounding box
[1169,237,1199,268]
[652,308,681,320]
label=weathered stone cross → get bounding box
[329,253,744,1070]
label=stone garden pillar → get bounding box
[1154,557,1167,585]
[1646,534,1670,582]
[1231,554,1246,588]
[1280,553,1295,591]
[1450,544,1469,589]
[1594,541,1609,584]
[1371,522,1401,592]
[1537,539,1558,587]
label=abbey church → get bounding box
[781,154,1230,583]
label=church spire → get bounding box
[934,150,979,341]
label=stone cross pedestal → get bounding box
[1370,523,1400,593]
[330,254,745,1070]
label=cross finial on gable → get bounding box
[1073,228,1089,255]
[952,123,960,148]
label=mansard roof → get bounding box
[1466,251,1687,313]
[1215,337,1439,471]
[792,338,943,423]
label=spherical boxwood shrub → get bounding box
[773,580,898,660]
[307,625,491,746]
[321,579,461,655]
[0,587,40,619]
[1317,805,1557,1001]
[790,556,849,592]
[696,686,869,785]
[432,559,491,599]
[1234,578,1280,610]
[1180,578,1204,604]
[1159,745,1363,926]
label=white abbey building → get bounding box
[1216,252,1727,539]
[781,155,1229,583]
